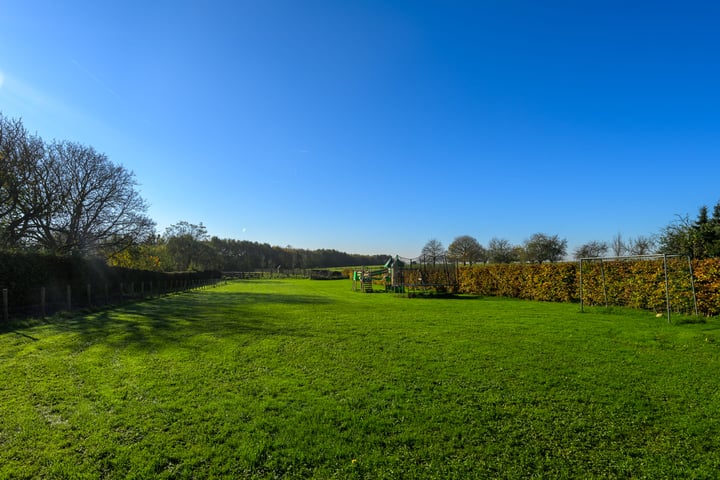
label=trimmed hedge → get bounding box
[458,258,720,317]
[693,259,720,317]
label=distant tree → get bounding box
[696,205,709,227]
[657,214,694,257]
[658,202,720,259]
[447,235,485,265]
[709,201,720,257]
[610,233,626,257]
[421,238,445,265]
[486,237,518,263]
[201,237,389,271]
[512,245,528,263]
[573,240,608,260]
[523,233,567,263]
[165,221,209,240]
[693,202,720,258]
[164,221,216,271]
[626,235,656,256]
[208,237,251,271]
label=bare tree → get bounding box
[626,235,656,256]
[0,114,46,248]
[611,233,625,257]
[573,240,608,260]
[421,238,445,265]
[27,141,155,255]
[447,235,485,265]
[487,237,518,263]
[2,115,154,255]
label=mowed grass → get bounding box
[2,279,720,479]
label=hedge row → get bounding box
[0,251,221,309]
[457,258,720,317]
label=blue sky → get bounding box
[2,1,719,257]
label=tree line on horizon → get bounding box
[425,202,720,265]
[3,112,720,272]
[109,221,388,272]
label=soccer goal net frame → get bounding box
[579,254,698,323]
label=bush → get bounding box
[458,258,719,316]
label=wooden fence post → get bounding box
[41,287,46,317]
[2,289,8,322]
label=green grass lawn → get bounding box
[2,279,720,479]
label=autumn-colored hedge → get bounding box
[458,258,720,317]
[692,259,720,317]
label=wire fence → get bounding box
[1,278,222,322]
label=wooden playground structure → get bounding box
[352,255,459,296]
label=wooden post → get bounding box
[663,254,671,324]
[579,259,584,312]
[2,289,8,322]
[41,287,46,317]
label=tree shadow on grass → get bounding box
[6,290,333,351]
[209,291,335,306]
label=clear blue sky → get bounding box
[2,1,719,257]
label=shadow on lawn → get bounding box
[9,289,332,350]
[213,291,335,305]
